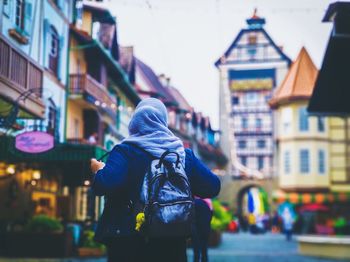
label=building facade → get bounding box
[216,11,290,178]
[0,0,74,223]
[270,47,350,230]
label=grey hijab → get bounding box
[122,98,185,163]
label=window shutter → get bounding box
[55,106,61,141]
[24,1,33,35]
[43,19,50,67]
[56,35,64,81]
[3,0,12,18]
[57,0,64,10]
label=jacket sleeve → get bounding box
[92,145,129,196]
[187,149,221,198]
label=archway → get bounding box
[236,184,270,232]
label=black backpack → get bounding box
[136,150,194,238]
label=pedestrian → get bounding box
[192,198,213,262]
[281,208,294,241]
[90,98,220,262]
[88,132,98,145]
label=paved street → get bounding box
[1,233,349,262]
[187,233,350,262]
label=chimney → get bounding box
[158,74,168,87]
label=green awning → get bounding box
[0,136,107,162]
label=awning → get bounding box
[0,136,107,162]
[273,190,350,204]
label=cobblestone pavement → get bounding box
[186,233,350,262]
[1,233,349,262]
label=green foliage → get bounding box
[25,215,63,233]
[210,199,232,231]
[81,230,106,252]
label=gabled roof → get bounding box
[135,58,166,97]
[269,47,318,108]
[166,86,192,112]
[215,28,292,67]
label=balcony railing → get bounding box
[69,74,116,110]
[0,36,43,97]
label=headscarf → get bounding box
[122,98,185,164]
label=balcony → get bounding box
[69,74,116,117]
[0,36,44,118]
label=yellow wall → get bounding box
[329,117,350,191]
[277,102,328,140]
[69,37,87,74]
[66,101,84,139]
[275,102,350,192]
[82,11,93,36]
[277,102,330,189]
[279,140,330,189]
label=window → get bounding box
[256,118,262,129]
[15,0,25,30]
[242,118,248,129]
[257,140,266,148]
[241,156,247,166]
[284,151,290,174]
[238,140,246,149]
[318,150,326,174]
[299,107,309,131]
[317,117,325,132]
[300,149,310,174]
[48,26,59,76]
[232,96,239,105]
[15,0,32,35]
[246,92,258,104]
[282,108,292,133]
[258,156,264,170]
[74,118,79,138]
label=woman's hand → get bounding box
[90,158,105,174]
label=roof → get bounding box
[135,58,179,106]
[322,1,350,22]
[83,2,115,24]
[70,26,140,105]
[166,86,192,112]
[215,28,291,67]
[269,47,318,108]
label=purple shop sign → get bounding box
[15,131,54,153]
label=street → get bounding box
[1,233,349,262]
[187,233,350,262]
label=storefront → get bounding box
[273,190,350,235]
[0,135,107,227]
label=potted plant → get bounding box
[4,215,73,258]
[78,230,106,257]
[209,200,233,247]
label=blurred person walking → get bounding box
[192,198,213,262]
[281,208,294,241]
[90,98,220,262]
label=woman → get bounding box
[90,98,220,262]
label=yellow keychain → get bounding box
[135,212,145,231]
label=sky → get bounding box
[106,0,336,128]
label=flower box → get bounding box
[78,247,105,257]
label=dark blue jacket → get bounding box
[92,143,220,243]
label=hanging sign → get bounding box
[15,131,54,153]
